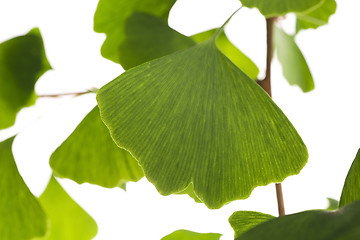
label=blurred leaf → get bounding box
[236,199,360,240]
[326,198,339,210]
[229,211,275,239]
[38,176,97,240]
[339,149,360,208]
[50,106,144,188]
[296,0,337,32]
[192,29,259,79]
[94,0,176,63]
[0,28,51,129]
[274,26,314,92]
[239,0,324,17]
[0,137,47,239]
[161,230,221,240]
[119,12,195,70]
[97,33,308,209]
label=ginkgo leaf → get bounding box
[296,0,337,33]
[176,183,202,203]
[236,199,360,240]
[0,137,47,239]
[97,32,308,209]
[239,0,324,17]
[326,198,339,210]
[274,26,314,92]
[50,106,144,188]
[38,176,98,240]
[339,149,360,208]
[0,28,51,129]
[161,230,221,240]
[94,0,176,63]
[229,211,275,239]
[191,29,259,79]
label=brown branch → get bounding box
[37,88,97,98]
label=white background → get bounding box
[0,0,360,239]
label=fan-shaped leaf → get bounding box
[0,137,47,239]
[239,0,324,17]
[50,106,144,188]
[229,211,274,239]
[296,0,337,32]
[274,26,314,92]
[161,230,221,240]
[38,176,97,240]
[339,149,360,208]
[236,199,360,240]
[0,28,51,129]
[93,0,176,63]
[97,34,308,209]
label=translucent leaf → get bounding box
[93,0,176,63]
[274,26,314,92]
[97,35,308,209]
[339,149,360,208]
[236,199,360,240]
[0,137,47,239]
[191,29,259,79]
[229,211,275,239]
[0,28,51,129]
[296,0,337,32]
[239,0,324,17]
[176,183,202,203]
[38,176,98,240]
[50,106,144,188]
[326,198,339,210]
[161,230,221,240]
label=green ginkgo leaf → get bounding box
[326,198,339,210]
[236,199,360,240]
[161,230,221,240]
[229,211,275,239]
[339,149,360,208]
[0,137,47,239]
[191,29,259,79]
[38,176,98,240]
[239,0,324,17]
[296,0,337,33]
[0,28,51,129]
[50,106,144,188]
[274,26,314,92]
[94,0,176,63]
[97,30,308,209]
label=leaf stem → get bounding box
[257,17,285,216]
[37,88,98,98]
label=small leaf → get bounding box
[161,230,221,240]
[296,0,337,33]
[0,28,51,129]
[192,29,259,79]
[236,199,360,240]
[0,137,47,239]
[176,183,202,203]
[229,211,275,239]
[38,176,98,240]
[50,106,144,188]
[326,198,339,210]
[97,35,308,208]
[94,0,176,63]
[274,26,314,92]
[239,0,324,17]
[339,149,360,208]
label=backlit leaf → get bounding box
[38,176,98,240]
[0,137,47,239]
[229,211,274,239]
[161,230,221,240]
[94,0,176,63]
[296,0,337,32]
[236,199,360,240]
[97,34,308,209]
[50,106,144,188]
[326,198,339,210]
[339,149,360,208]
[0,28,51,129]
[274,26,314,92]
[239,0,324,17]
